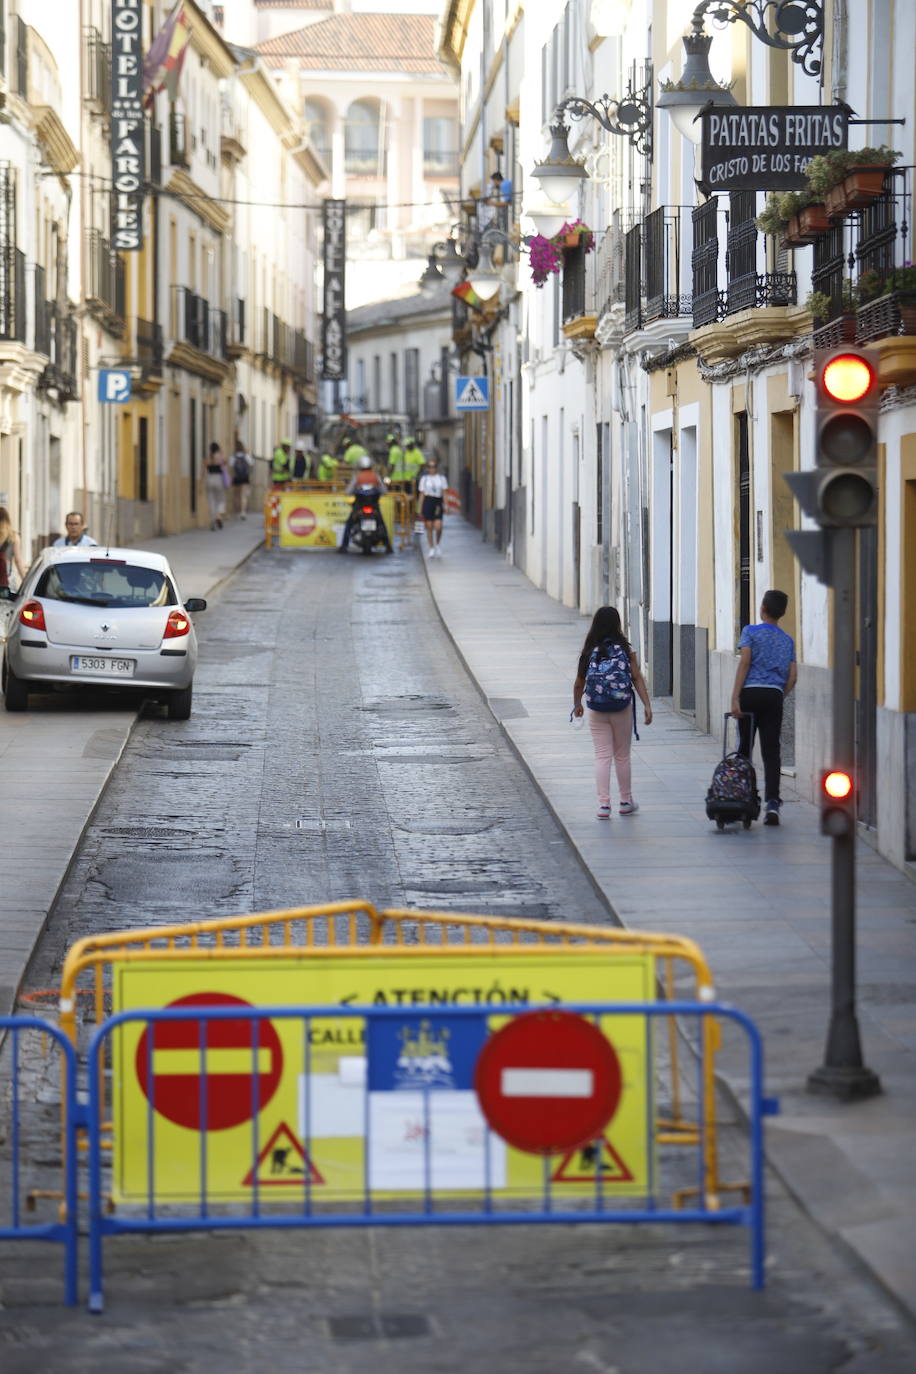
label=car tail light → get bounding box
[163,609,191,639]
[19,600,46,632]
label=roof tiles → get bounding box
[254,13,449,75]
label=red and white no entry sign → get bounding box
[135,992,283,1131]
[473,1009,622,1155]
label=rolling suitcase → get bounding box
[705,712,761,830]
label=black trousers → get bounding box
[737,687,784,802]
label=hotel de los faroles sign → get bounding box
[700,106,849,192]
[111,0,145,251]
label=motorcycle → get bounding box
[348,489,391,556]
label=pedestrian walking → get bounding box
[0,506,26,591]
[418,454,448,557]
[204,441,229,529]
[730,588,797,826]
[572,606,652,819]
[52,511,98,547]
[231,441,253,519]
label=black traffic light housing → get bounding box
[786,346,879,530]
[821,769,856,837]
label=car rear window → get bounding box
[36,562,177,608]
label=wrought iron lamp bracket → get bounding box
[692,1,824,77]
[556,76,653,159]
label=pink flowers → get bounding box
[526,221,595,287]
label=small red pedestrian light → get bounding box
[821,354,873,404]
[823,769,854,800]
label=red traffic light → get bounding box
[821,354,875,404]
[823,769,854,800]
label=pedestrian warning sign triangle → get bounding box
[454,376,489,410]
[550,1136,634,1184]
[241,1122,325,1188]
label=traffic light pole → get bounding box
[808,527,881,1101]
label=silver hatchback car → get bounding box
[1,546,206,718]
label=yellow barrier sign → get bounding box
[112,951,654,1203]
[278,491,396,548]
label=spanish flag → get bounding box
[451,280,485,312]
[143,3,192,108]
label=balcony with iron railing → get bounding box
[423,149,459,178]
[811,168,916,355]
[172,287,225,357]
[85,229,126,334]
[83,26,111,114]
[169,110,190,168]
[38,307,79,400]
[136,317,164,382]
[0,246,26,342]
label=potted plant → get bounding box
[887,264,916,331]
[557,219,595,250]
[756,194,787,236]
[527,233,564,287]
[778,191,828,245]
[807,145,901,216]
[805,290,831,323]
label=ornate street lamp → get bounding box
[658,1,825,143]
[531,70,654,200]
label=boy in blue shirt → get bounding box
[730,589,797,826]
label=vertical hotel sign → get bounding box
[111,0,145,250]
[321,199,346,381]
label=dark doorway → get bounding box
[189,398,197,515]
[138,417,149,503]
[856,528,878,828]
[737,413,751,633]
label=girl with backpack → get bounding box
[572,606,653,819]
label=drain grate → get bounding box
[327,1313,431,1341]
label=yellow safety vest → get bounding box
[343,443,368,466]
[403,445,425,478]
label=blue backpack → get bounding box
[584,639,639,736]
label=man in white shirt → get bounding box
[418,456,448,558]
[53,512,98,547]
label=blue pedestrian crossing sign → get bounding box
[98,369,132,403]
[454,376,490,411]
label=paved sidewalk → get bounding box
[0,519,264,1017]
[425,519,916,1321]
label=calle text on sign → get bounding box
[701,105,849,192]
[111,0,146,250]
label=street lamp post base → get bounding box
[806,1064,882,1101]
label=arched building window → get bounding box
[303,99,331,169]
[345,100,384,175]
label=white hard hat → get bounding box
[358,455,373,469]
[295,438,305,450]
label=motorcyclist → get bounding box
[337,455,393,554]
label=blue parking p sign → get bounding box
[98,369,132,403]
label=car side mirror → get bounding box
[184,598,207,613]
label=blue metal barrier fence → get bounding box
[0,1016,80,1305]
[86,1000,774,1315]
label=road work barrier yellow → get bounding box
[56,902,737,1206]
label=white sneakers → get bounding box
[427,545,443,559]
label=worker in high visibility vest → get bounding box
[386,433,406,481]
[342,435,369,467]
[317,451,336,481]
[401,436,425,492]
[271,440,292,485]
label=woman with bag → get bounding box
[0,506,26,592]
[572,606,652,819]
[204,441,228,530]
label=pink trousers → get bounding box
[587,708,633,807]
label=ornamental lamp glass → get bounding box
[657,30,738,145]
[530,120,588,203]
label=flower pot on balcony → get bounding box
[799,203,831,237]
[562,230,582,247]
[842,166,890,208]
[784,204,830,245]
